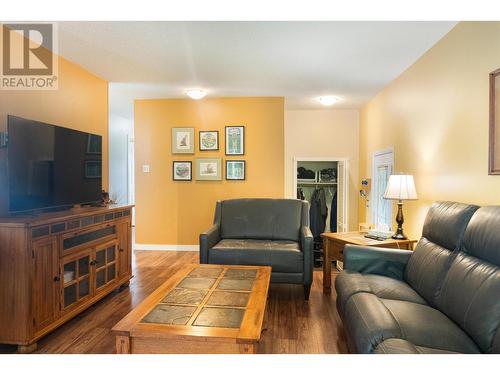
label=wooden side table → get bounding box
[321,231,417,294]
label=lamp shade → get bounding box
[383,174,418,200]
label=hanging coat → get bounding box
[309,188,328,238]
[330,190,338,232]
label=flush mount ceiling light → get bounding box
[317,96,338,106]
[185,89,207,100]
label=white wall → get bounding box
[284,109,360,230]
[109,112,133,205]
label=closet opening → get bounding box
[293,157,349,268]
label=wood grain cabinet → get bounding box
[0,205,133,353]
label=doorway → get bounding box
[371,149,394,230]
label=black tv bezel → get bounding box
[6,115,103,214]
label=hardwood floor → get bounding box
[0,251,347,354]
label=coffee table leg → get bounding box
[116,335,131,354]
[323,238,332,294]
[239,343,257,354]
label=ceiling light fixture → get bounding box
[318,96,338,106]
[186,89,207,100]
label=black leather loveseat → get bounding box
[199,198,314,299]
[335,201,500,354]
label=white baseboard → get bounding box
[133,243,199,251]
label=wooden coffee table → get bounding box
[112,264,271,354]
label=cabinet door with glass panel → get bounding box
[61,249,92,311]
[94,240,118,292]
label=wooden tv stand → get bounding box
[0,205,133,353]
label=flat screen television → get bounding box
[7,115,102,213]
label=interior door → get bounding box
[32,237,59,332]
[371,150,394,230]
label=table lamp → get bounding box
[383,174,418,240]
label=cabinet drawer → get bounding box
[62,225,116,254]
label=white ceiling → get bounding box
[57,21,457,119]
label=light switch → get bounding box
[142,165,150,173]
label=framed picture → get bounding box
[86,134,102,154]
[172,127,195,154]
[84,160,102,178]
[489,68,500,174]
[172,161,192,181]
[199,130,219,151]
[196,158,222,181]
[226,160,245,180]
[225,126,245,155]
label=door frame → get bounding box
[370,148,394,229]
[292,156,349,232]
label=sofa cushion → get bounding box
[343,293,480,354]
[404,201,478,306]
[335,271,427,316]
[219,199,306,242]
[374,338,461,354]
[209,239,303,273]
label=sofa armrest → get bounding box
[199,224,220,263]
[343,245,413,280]
[301,226,314,285]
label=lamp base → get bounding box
[391,233,407,240]
[392,200,407,240]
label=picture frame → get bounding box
[489,68,500,174]
[172,127,195,154]
[86,134,102,154]
[225,126,245,155]
[172,161,192,181]
[84,160,102,178]
[196,158,222,181]
[199,130,219,151]
[226,160,246,180]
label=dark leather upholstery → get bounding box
[404,201,479,306]
[200,199,313,299]
[373,338,461,354]
[436,206,500,354]
[209,239,303,273]
[219,198,305,241]
[335,201,500,354]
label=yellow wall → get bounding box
[359,22,500,240]
[134,97,285,245]
[284,109,359,231]
[0,55,109,213]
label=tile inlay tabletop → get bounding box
[112,264,271,354]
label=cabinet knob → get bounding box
[54,275,60,282]
[90,260,97,266]
[119,248,124,252]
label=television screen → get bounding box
[7,116,102,212]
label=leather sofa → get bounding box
[335,201,500,354]
[199,198,314,299]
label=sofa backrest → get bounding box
[404,201,479,306]
[436,206,500,353]
[215,198,308,242]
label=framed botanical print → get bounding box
[172,161,192,181]
[84,160,102,178]
[225,126,245,155]
[196,158,222,181]
[226,160,245,180]
[199,130,219,151]
[172,127,195,154]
